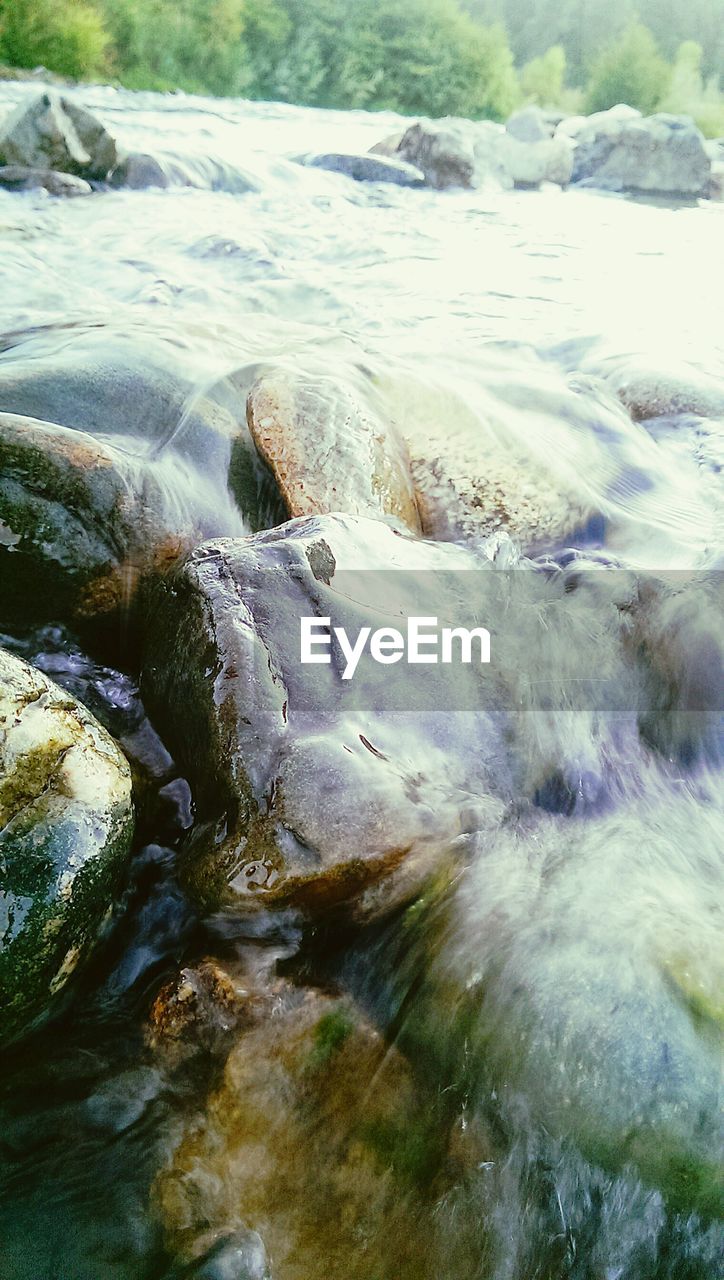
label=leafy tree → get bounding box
[520,44,566,106]
[585,21,671,114]
[0,0,108,79]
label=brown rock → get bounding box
[246,372,421,535]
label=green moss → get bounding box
[308,1007,356,1070]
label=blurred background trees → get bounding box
[0,0,721,133]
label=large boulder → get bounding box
[142,514,509,917]
[0,164,92,196]
[141,514,688,919]
[571,111,711,196]
[297,152,425,187]
[0,331,264,629]
[0,91,117,180]
[246,371,421,533]
[0,648,134,1043]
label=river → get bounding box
[0,80,722,1280]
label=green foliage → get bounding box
[585,22,671,115]
[0,0,108,79]
[520,44,565,107]
[1,0,722,130]
[660,41,724,138]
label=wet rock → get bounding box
[0,164,92,196]
[84,1065,163,1133]
[0,331,261,628]
[142,514,516,916]
[108,151,171,190]
[187,1230,271,1280]
[0,647,134,1043]
[505,105,555,143]
[571,111,711,197]
[0,91,117,180]
[155,989,446,1278]
[108,150,257,194]
[596,359,724,421]
[380,784,724,1219]
[391,118,497,190]
[298,151,425,186]
[148,959,256,1056]
[246,372,421,533]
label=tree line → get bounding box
[0,0,722,134]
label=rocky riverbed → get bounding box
[0,78,722,1280]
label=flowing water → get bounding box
[0,81,722,1279]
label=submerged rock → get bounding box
[298,151,425,186]
[571,111,711,197]
[376,783,724,1219]
[108,151,171,190]
[155,988,449,1279]
[246,371,421,533]
[0,332,261,629]
[0,164,92,196]
[0,91,117,180]
[0,648,134,1043]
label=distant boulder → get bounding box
[108,152,171,190]
[0,164,91,196]
[505,105,555,143]
[570,111,711,197]
[0,91,117,180]
[371,117,573,191]
[298,151,425,187]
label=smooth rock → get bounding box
[377,782,724,1218]
[142,515,672,918]
[0,648,134,1043]
[155,988,446,1279]
[0,332,262,628]
[571,111,711,196]
[299,151,425,186]
[0,165,92,196]
[109,152,171,190]
[188,1230,270,1280]
[0,91,117,180]
[246,371,421,533]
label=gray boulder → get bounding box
[0,91,117,180]
[505,105,553,143]
[298,151,425,186]
[0,164,92,196]
[0,648,134,1043]
[501,132,574,187]
[571,111,711,196]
